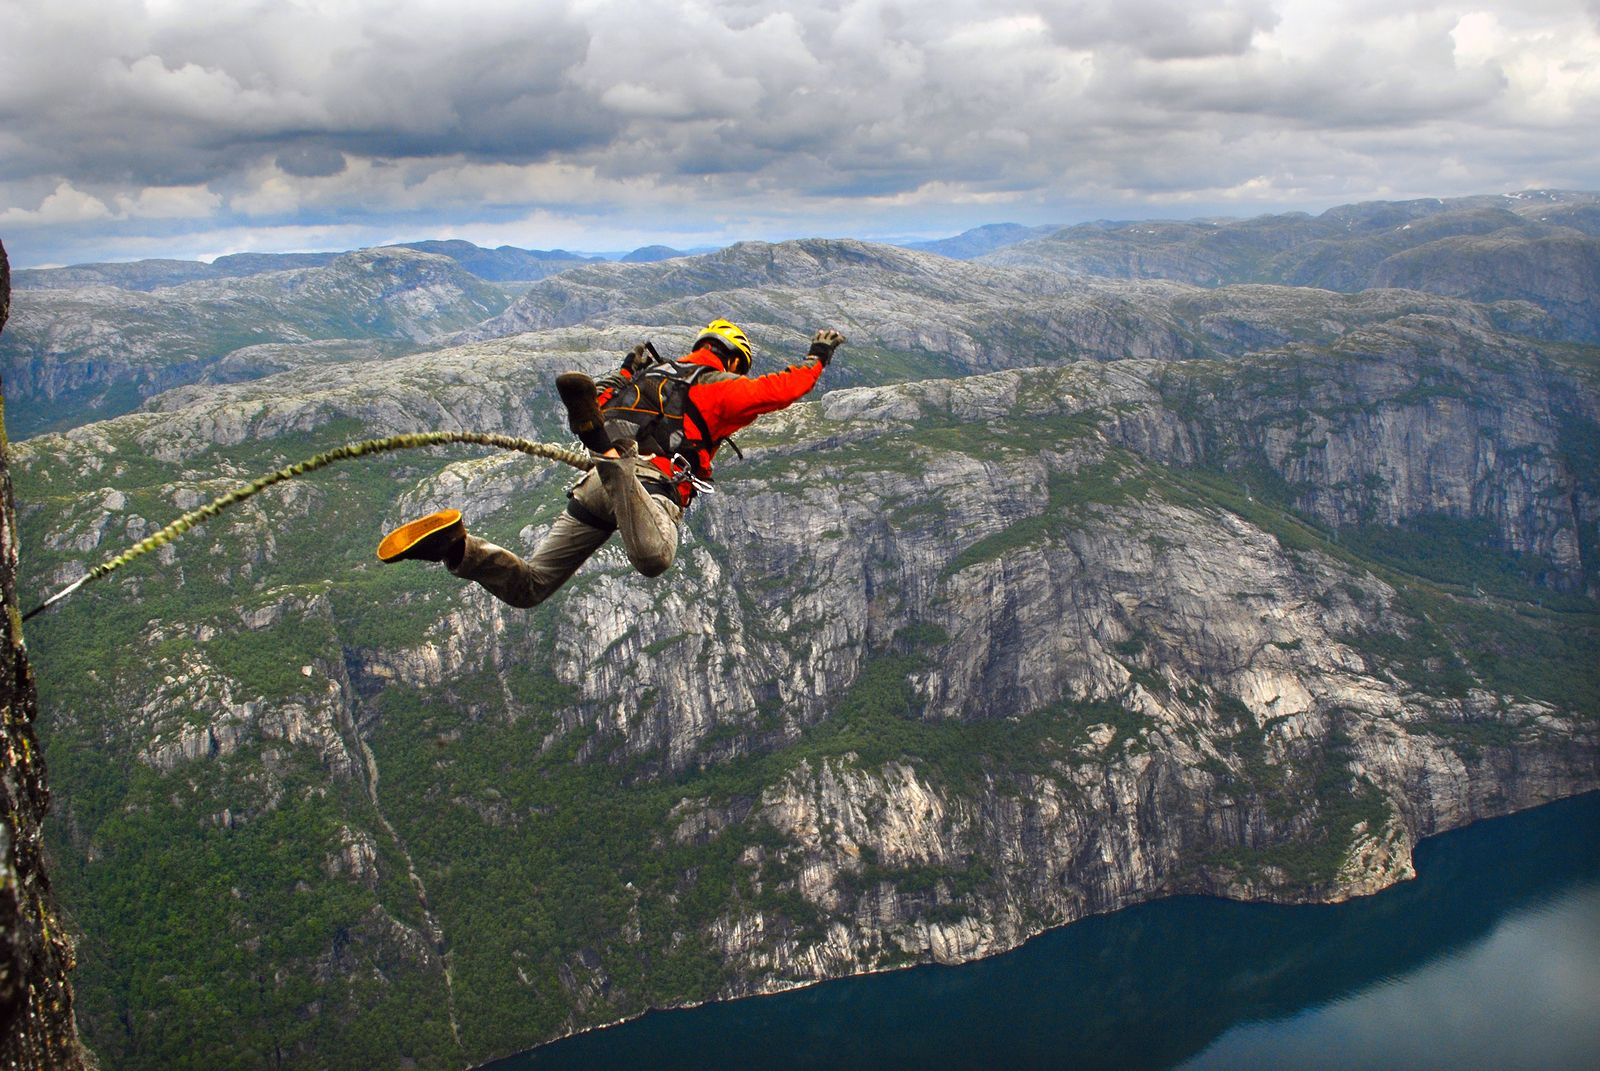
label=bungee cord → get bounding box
[23,431,594,623]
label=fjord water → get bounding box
[493,792,1600,1071]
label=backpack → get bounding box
[599,359,739,482]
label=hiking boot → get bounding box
[556,371,613,453]
[378,509,466,567]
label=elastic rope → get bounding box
[23,432,593,622]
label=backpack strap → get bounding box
[681,390,715,445]
[606,361,691,455]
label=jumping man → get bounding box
[376,320,847,606]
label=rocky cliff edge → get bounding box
[0,238,95,1067]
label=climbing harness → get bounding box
[601,359,741,500]
[602,359,721,466]
[23,431,592,622]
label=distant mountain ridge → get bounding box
[621,245,688,263]
[902,190,1600,342]
[9,189,1600,440]
[899,223,1061,259]
[12,252,343,291]
[902,190,1600,265]
[6,187,1598,443]
[12,242,612,292]
[394,241,601,281]
[0,246,514,436]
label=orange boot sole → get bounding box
[377,509,465,564]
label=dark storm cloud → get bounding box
[1037,0,1280,58]
[1,0,1597,263]
[275,146,348,179]
[0,1,611,185]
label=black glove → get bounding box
[622,343,651,375]
[808,328,847,366]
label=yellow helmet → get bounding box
[693,319,752,374]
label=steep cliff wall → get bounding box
[0,239,95,1067]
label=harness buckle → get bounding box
[670,454,716,495]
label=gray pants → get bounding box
[450,451,683,608]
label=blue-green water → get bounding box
[489,792,1600,1071]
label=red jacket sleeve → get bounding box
[690,359,824,440]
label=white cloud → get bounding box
[0,182,113,226]
[107,54,326,129]
[0,180,220,228]
[225,155,678,218]
[115,184,223,219]
[1450,8,1600,122]
[863,181,1032,207]
[1,0,1597,265]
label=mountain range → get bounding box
[976,190,1600,343]
[7,190,1597,442]
[1,192,1596,1070]
[11,242,605,293]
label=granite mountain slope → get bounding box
[13,252,345,292]
[10,248,1597,1071]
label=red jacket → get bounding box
[602,346,826,499]
[680,347,825,440]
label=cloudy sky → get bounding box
[2,0,1597,266]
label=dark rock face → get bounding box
[0,238,93,1068]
